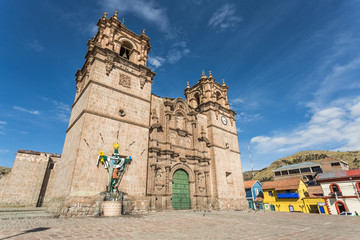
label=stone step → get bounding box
[0,212,58,220]
[0,207,47,213]
[0,207,59,220]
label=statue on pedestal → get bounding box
[97,143,132,199]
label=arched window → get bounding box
[335,201,348,214]
[356,181,360,193]
[216,91,221,101]
[330,183,342,196]
[120,41,133,60]
[194,93,200,107]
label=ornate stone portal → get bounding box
[0,11,248,215]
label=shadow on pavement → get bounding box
[1,227,50,239]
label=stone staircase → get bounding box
[0,207,59,220]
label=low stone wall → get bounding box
[59,194,105,217]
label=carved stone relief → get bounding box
[139,76,146,89]
[197,172,206,193]
[169,132,176,145]
[119,74,131,88]
[105,54,115,75]
[155,165,166,192]
[185,137,191,148]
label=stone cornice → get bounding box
[207,124,238,136]
[89,46,156,78]
[198,101,236,116]
[66,109,150,133]
[96,16,151,47]
[209,143,241,154]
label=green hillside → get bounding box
[243,150,360,183]
[0,166,11,176]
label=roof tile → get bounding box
[243,180,257,189]
[262,178,300,191]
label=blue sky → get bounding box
[1,0,360,171]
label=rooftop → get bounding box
[262,178,301,191]
[273,162,320,172]
[307,185,323,195]
[317,169,360,181]
[17,150,61,158]
[243,180,258,189]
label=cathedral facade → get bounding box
[0,12,247,215]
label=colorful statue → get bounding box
[97,143,132,195]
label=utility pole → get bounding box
[248,142,254,178]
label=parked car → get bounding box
[340,212,355,216]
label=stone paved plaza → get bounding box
[0,210,359,239]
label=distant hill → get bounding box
[243,170,260,181]
[243,150,360,183]
[0,166,11,177]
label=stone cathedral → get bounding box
[0,12,247,215]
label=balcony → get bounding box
[277,192,299,198]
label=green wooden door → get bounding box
[172,170,190,210]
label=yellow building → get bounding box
[262,178,328,214]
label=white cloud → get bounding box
[101,0,169,31]
[231,98,245,104]
[13,106,40,115]
[208,4,242,31]
[251,97,360,154]
[41,98,71,123]
[148,56,165,69]
[235,112,262,122]
[166,41,190,64]
[0,150,9,153]
[51,100,71,123]
[167,49,183,64]
[25,40,44,52]
[150,41,190,67]
[88,25,98,36]
[0,121,6,125]
[310,57,360,110]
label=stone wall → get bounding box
[0,150,61,207]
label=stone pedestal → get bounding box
[102,201,122,216]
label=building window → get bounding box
[216,91,221,101]
[288,205,294,212]
[194,93,200,107]
[356,181,360,193]
[120,41,133,60]
[289,169,300,174]
[300,167,310,173]
[226,172,233,184]
[335,201,348,214]
[331,162,340,166]
[270,204,275,211]
[255,188,259,196]
[330,183,342,196]
[274,171,281,176]
[268,191,273,196]
[311,166,323,173]
[281,170,288,175]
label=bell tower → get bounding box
[54,11,156,212]
[185,71,246,210]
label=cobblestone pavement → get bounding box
[0,210,359,240]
